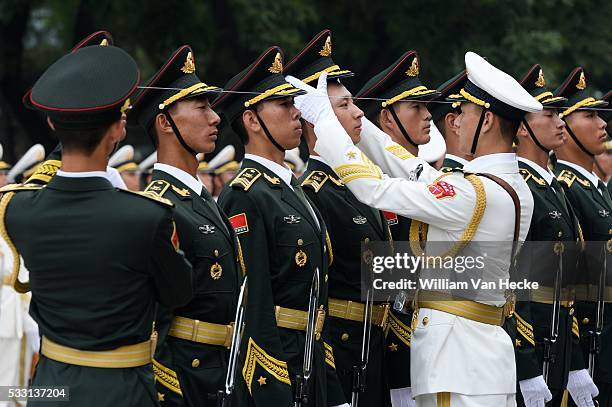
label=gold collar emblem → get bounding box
[181,51,196,74]
[171,185,190,197]
[535,69,546,87]
[576,72,586,90]
[319,36,332,57]
[268,52,283,74]
[406,57,419,77]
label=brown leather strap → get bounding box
[476,173,521,258]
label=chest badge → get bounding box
[199,225,216,234]
[549,211,562,219]
[599,209,610,218]
[284,215,301,224]
[352,216,367,225]
[295,250,308,267]
[210,262,223,280]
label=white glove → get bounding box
[390,387,416,407]
[106,166,127,189]
[567,369,598,407]
[519,375,553,407]
[285,73,336,126]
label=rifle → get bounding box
[543,242,564,384]
[216,277,248,407]
[351,287,373,407]
[588,242,609,377]
[294,268,320,407]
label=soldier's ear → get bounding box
[482,110,495,134]
[154,112,173,136]
[242,109,261,134]
[516,121,529,139]
[445,112,459,136]
[379,109,393,131]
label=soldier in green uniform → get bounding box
[214,46,345,407]
[552,67,609,407]
[351,51,439,406]
[284,29,392,406]
[512,64,587,406]
[1,41,193,406]
[427,70,471,172]
[130,45,243,406]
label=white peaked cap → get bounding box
[207,145,236,171]
[8,144,45,182]
[108,145,134,167]
[464,52,542,115]
[138,151,157,170]
[418,121,446,163]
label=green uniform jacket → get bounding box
[146,169,242,407]
[218,159,341,407]
[300,158,391,406]
[554,162,612,387]
[2,175,193,407]
[511,161,583,401]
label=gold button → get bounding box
[325,274,328,282]
[192,358,200,368]
[214,249,219,257]
[341,333,349,341]
[422,316,429,326]
[582,318,590,325]
[297,239,304,246]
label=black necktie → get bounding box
[201,187,228,233]
[598,180,612,209]
[550,178,569,214]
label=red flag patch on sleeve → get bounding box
[170,221,180,251]
[428,181,456,200]
[229,213,249,234]
[383,211,398,226]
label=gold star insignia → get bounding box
[388,342,398,351]
[181,51,196,74]
[158,392,165,402]
[257,375,267,386]
[515,338,522,347]
[346,151,357,160]
[406,57,419,77]
[268,52,283,74]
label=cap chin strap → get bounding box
[522,119,549,154]
[470,108,488,155]
[253,110,286,153]
[388,105,418,148]
[163,111,198,156]
[563,121,594,157]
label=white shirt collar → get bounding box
[556,160,601,188]
[154,163,204,195]
[463,153,518,174]
[56,170,111,180]
[244,153,294,188]
[445,154,469,166]
[518,157,554,185]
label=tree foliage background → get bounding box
[1,0,610,162]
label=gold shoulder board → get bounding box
[557,169,576,188]
[118,188,174,207]
[301,171,328,192]
[144,180,171,196]
[0,183,43,193]
[230,168,261,191]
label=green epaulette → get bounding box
[301,171,328,192]
[557,169,590,189]
[519,168,546,187]
[0,183,43,193]
[118,187,174,207]
[230,168,261,191]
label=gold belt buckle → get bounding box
[191,319,200,342]
[379,303,390,328]
[315,307,326,340]
[224,323,235,348]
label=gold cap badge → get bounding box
[576,71,586,90]
[406,57,419,77]
[181,51,196,74]
[535,69,545,87]
[319,36,332,57]
[269,52,283,73]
